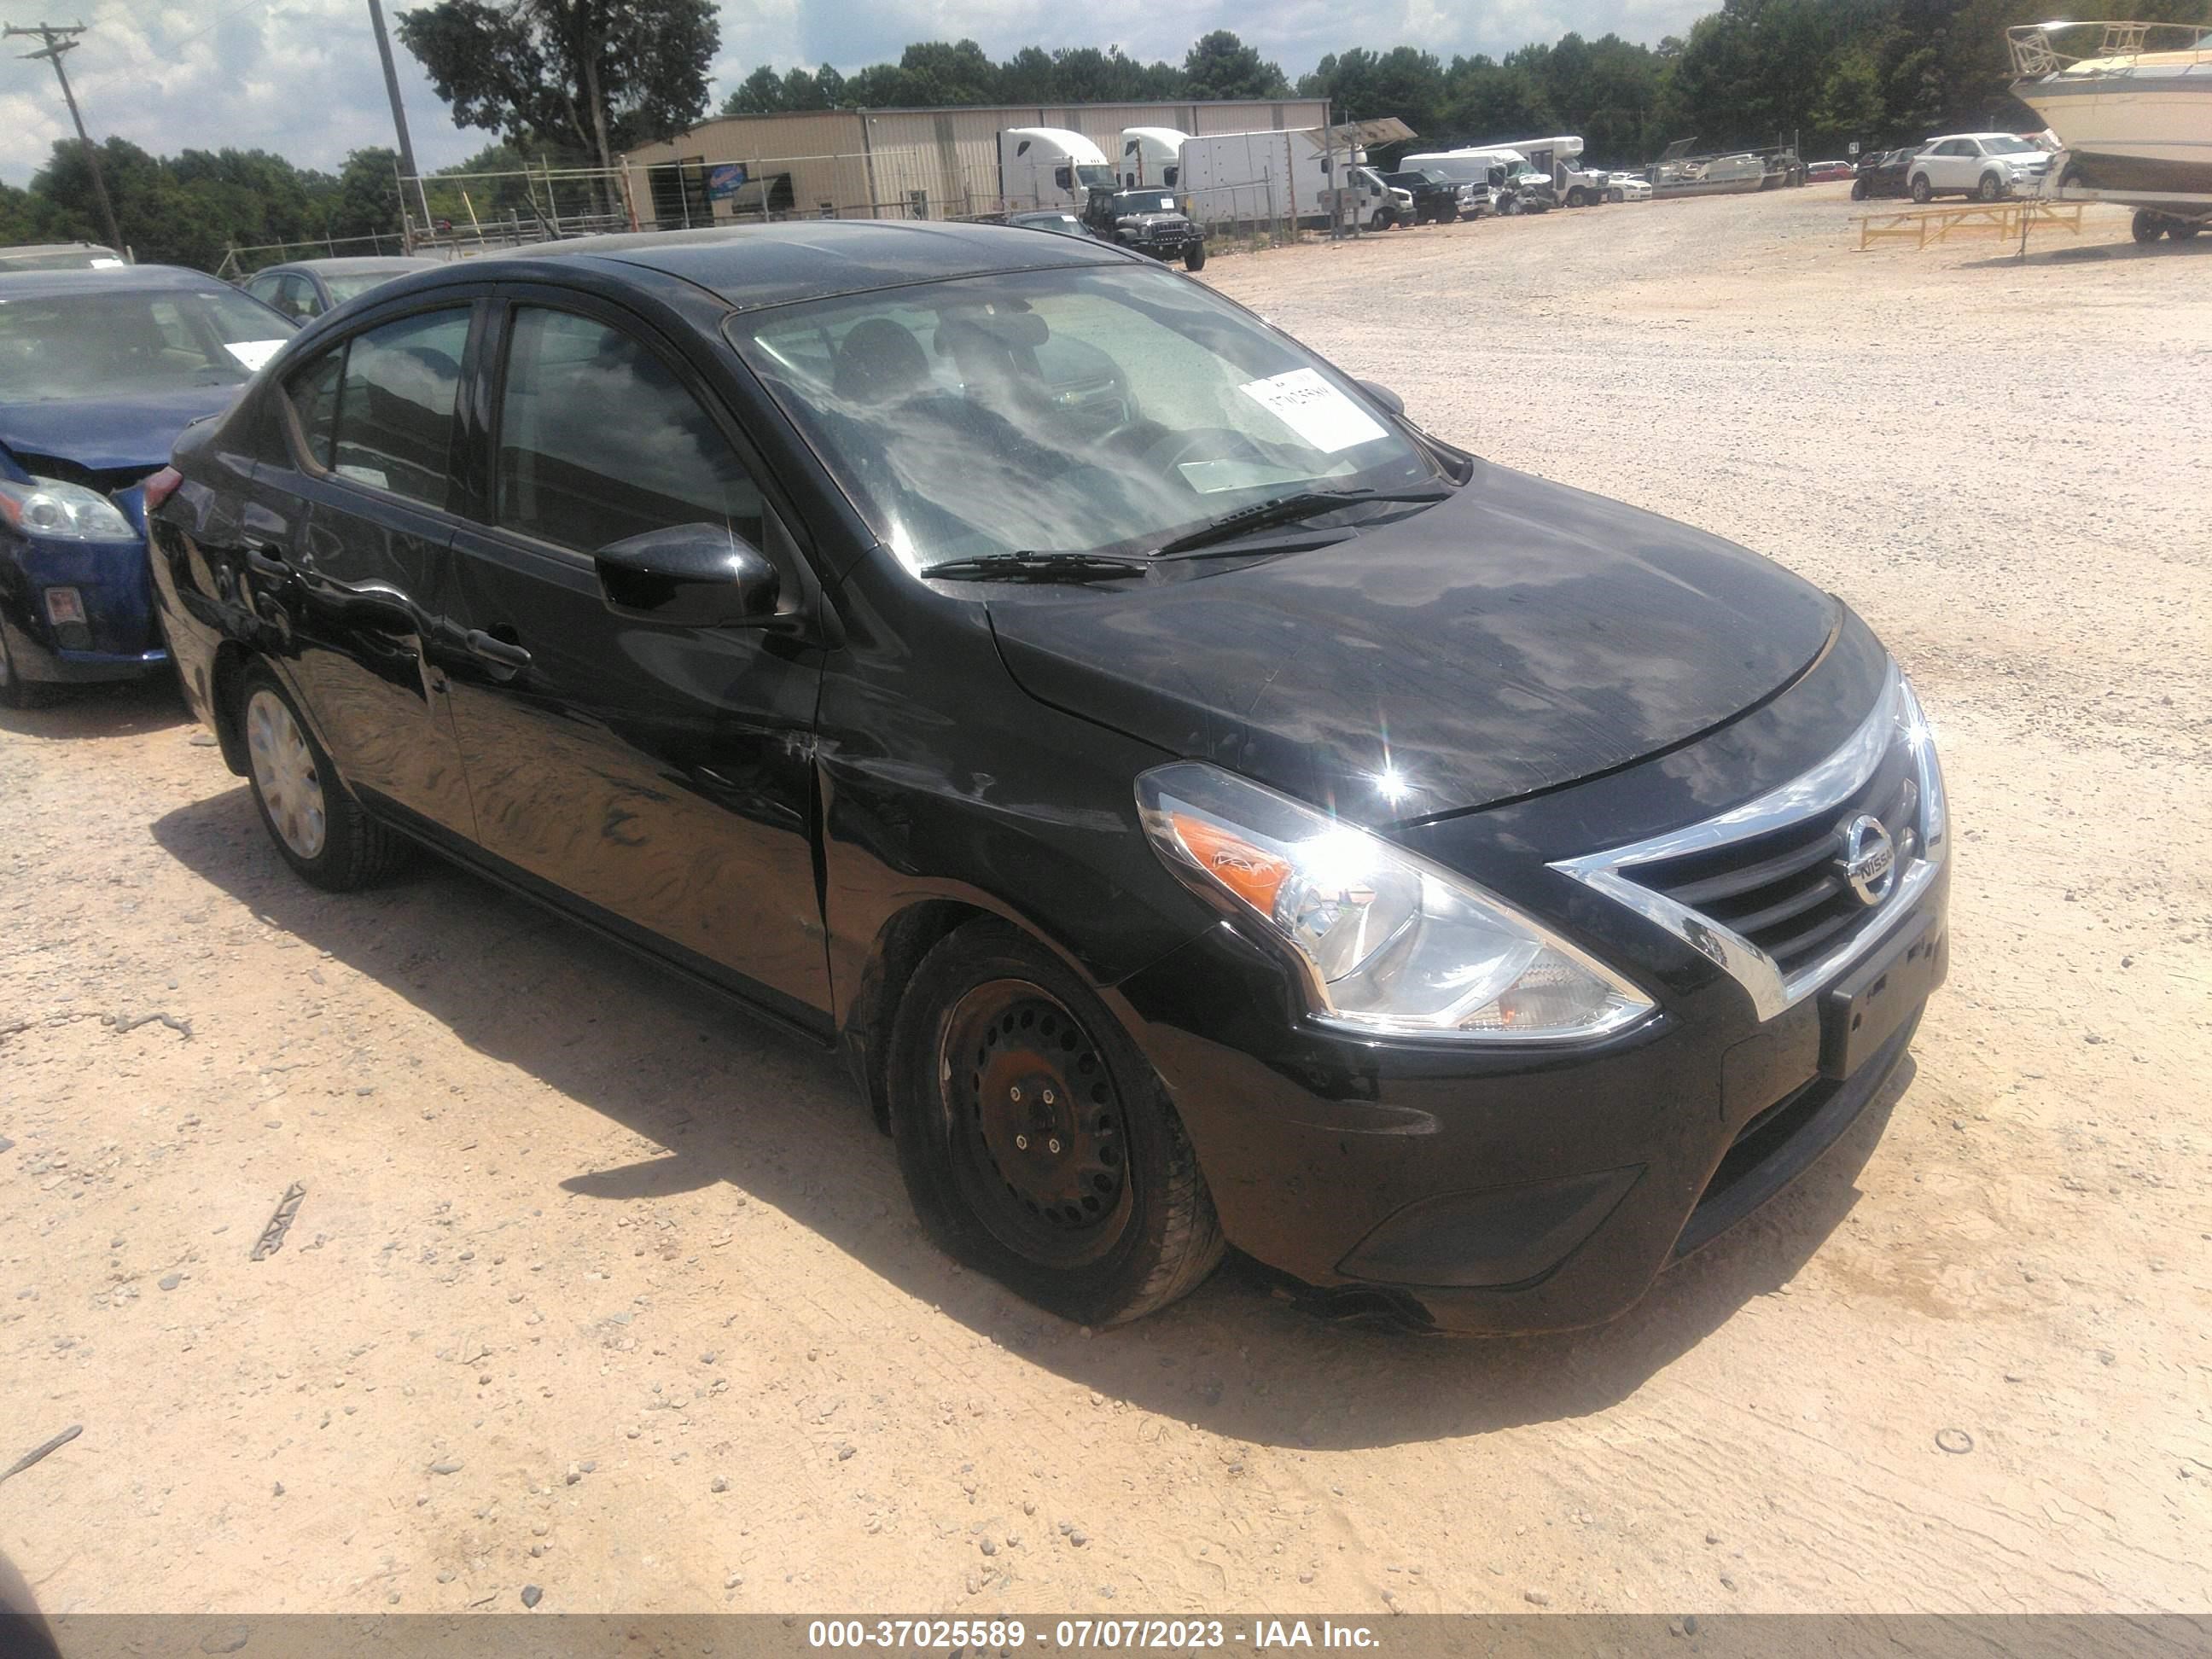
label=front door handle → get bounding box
[242,544,290,581]
[465,629,533,671]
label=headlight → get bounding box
[1137,762,1655,1042]
[1897,674,1947,859]
[0,476,139,543]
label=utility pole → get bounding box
[5,21,125,256]
[364,0,419,180]
[364,0,435,247]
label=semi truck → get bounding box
[1119,127,1191,189]
[997,128,1116,210]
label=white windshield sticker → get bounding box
[335,463,389,490]
[89,257,124,268]
[224,339,287,372]
[1237,368,1387,454]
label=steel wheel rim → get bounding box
[937,978,1132,1269]
[246,688,327,859]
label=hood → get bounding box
[987,462,1842,829]
[1118,211,1192,229]
[0,383,245,481]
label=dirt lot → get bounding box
[3,185,2208,1617]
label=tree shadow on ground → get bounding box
[153,784,1915,1452]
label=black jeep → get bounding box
[1082,186,1208,271]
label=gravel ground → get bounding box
[2,185,2208,1616]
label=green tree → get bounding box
[397,0,719,173]
[1183,30,1290,100]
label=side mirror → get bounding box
[595,524,781,629]
[1357,379,1406,417]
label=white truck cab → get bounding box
[1121,127,1192,189]
[999,128,1115,210]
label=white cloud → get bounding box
[4,0,1710,189]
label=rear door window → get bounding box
[329,308,469,506]
[493,306,764,555]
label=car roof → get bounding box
[257,256,449,277]
[0,241,120,259]
[0,263,240,300]
[398,222,1139,312]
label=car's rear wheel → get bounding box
[888,921,1224,1327]
[2171,221,2201,242]
[238,664,406,891]
[0,630,55,709]
[1850,177,1867,201]
[1910,175,1932,203]
[2133,210,2165,243]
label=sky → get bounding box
[2,0,1712,187]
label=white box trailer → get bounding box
[1120,126,1191,189]
[997,127,1115,210]
[1178,129,1403,228]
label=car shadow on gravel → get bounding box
[153,783,1912,1452]
[0,672,191,740]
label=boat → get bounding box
[2008,20,2212,196]
[1646,139,1805,197]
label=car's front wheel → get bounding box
[238,664,406,891]
[1910,175,1932,203]
[1184,242,1207,271]
[1976,172,2005,202]
[888,921,1225,1327]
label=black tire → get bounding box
[2171,222,2201,242]
[1850,177,1867,201]
[0,627,55,709]
[887,920,1225,1327]
[1565,188,1586,207]
[1976,172,2005,202]
[236,662,406,891]
[1184,242,1207,271]
[1910,175,1932,204]
[2133,210,2164,244]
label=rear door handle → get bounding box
[466,629,532,671]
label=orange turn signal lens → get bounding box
[1170,812,1289,917]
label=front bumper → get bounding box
[1115,863,1944,1333]
[1110,632,1950,1334]
[2,528,165,684]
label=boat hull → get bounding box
[2013,67,2212,195]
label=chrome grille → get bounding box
[1626,747,1918,976]
[1550,662,1948,1022]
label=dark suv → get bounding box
[1381,170,1463,224]
[1081,187,1206,271]
[148,224,1947,1335]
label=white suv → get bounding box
[1908,134,2052,203]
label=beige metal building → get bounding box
[620,99,1331,225]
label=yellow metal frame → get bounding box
[1854,201,2087,252]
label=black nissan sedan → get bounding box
[147,224,1949,1334]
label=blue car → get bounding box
[1,265,292,706]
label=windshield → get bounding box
[0,286,291,402]
[729,265,1441,571]
[1982,136,2039,155]
[1076,164,1113,188]
[1116,194,1177,214]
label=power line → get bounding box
[5,20,125,253]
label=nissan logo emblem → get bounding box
[1838,813,1897,906]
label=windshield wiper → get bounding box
[919,550,1150,583]
[1154,486,1452,557]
